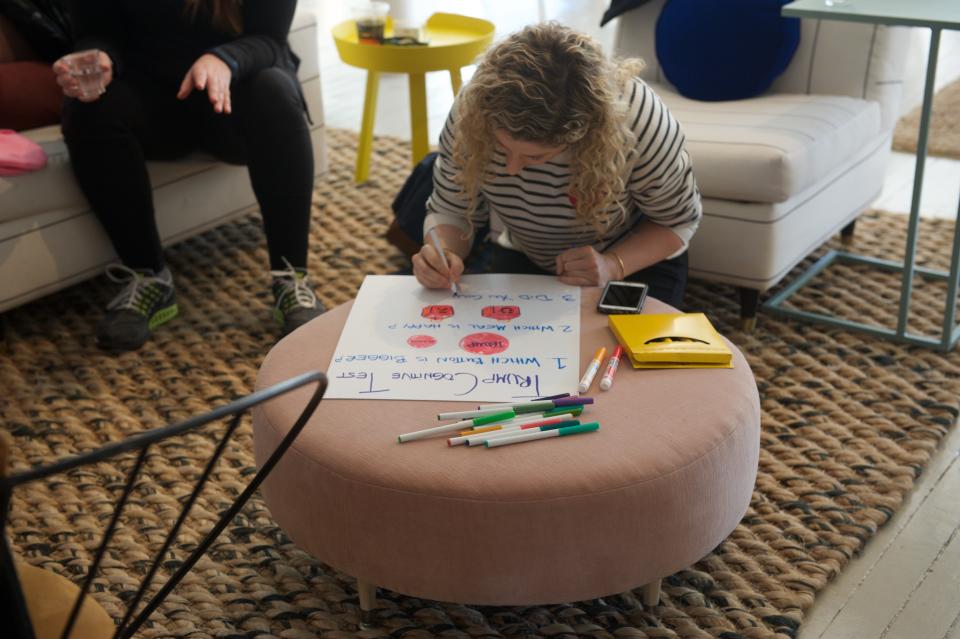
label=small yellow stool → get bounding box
[332,13,495,183]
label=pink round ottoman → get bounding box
[253,290,760,615]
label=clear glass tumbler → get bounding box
[62,49,104,99]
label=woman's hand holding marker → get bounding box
[414,227,465,293]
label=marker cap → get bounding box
[553,396,593,407]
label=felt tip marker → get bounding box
[485,393,570,408]
[578,347,607,393]
[399,410,515,443]
[437,405,519,421]
[448,416,579,447]
[472,419,581,446]
[456,407,584,438]
[457,411,570,437]
[599,345,623,391]
[484,422,600,448]
[427,227,460,296]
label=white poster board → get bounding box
[325,274,581,402]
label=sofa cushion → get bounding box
[655,0,800,101]
[651,83,883,203]
[0,126,223,224]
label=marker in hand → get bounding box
[578,346,607,393]
[599,345,623,391]
[427,227,460,296]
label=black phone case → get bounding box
[597,281,648,314]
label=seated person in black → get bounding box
[54,0,322,351]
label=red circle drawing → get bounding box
[407,335,437,349]
[422,305,454,320]
[460,332,509,355]
[482,305,521,321]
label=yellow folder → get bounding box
[607,313,733,369]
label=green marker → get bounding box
[398,410,516,443]
[543,405,583,418]
[485,422,600,448]
[512,400,557,414]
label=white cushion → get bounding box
[0,73,324,226]
[0,127,219,224]
[688,134,891,290]
[651,83,882,203]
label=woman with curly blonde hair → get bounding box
[411,22,702,306]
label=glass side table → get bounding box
[767,0,960,351]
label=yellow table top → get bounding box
[332,12,495,74]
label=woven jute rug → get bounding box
[892,78,960,159]
[2,129,959,639]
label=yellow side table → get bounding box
[332,13,495,183]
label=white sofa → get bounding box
[613,3,910,325]
[0,10,327,313]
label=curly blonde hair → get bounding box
[452,22,643,231]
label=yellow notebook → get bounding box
[607,313,733,369]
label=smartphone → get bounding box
[597,280,649,314]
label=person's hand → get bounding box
[555,246,622,287]
[177,53,232,114]
[52,50,113,102]
[412,243,464,290]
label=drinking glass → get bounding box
[62,49,104,99]
[353,1,389,44]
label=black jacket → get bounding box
[68,0,299,89]
[0,0,72,61]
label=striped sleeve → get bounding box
[626,80,702,249]
[423,110,488,240]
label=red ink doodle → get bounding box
[460,332,509,355]
[421,305,454,321]
[407,335,437,349]
[482,305,521,321]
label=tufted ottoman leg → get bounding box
[642,580,661,607]
[357,578,378,626]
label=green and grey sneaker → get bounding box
[270,262,325,336]
[96,264,178,352]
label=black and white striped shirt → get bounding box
[424,78,702,272]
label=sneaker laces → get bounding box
[270,258,318,313]
[104,264,169,314]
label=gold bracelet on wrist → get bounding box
[609,251,627,279]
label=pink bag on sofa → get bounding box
[0,129,48,176]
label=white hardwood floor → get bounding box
[300,2,960,637]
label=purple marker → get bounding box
[553,396,594,407]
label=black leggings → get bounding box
[61,67,313,273]
[464,241,689,309]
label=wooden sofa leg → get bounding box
[642,579,661,607]
[840,219,856,245]
[738,287,759,332]
[356,578,378,627]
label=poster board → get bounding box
[325,274,581,402]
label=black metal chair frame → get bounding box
[0,370,327,639]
